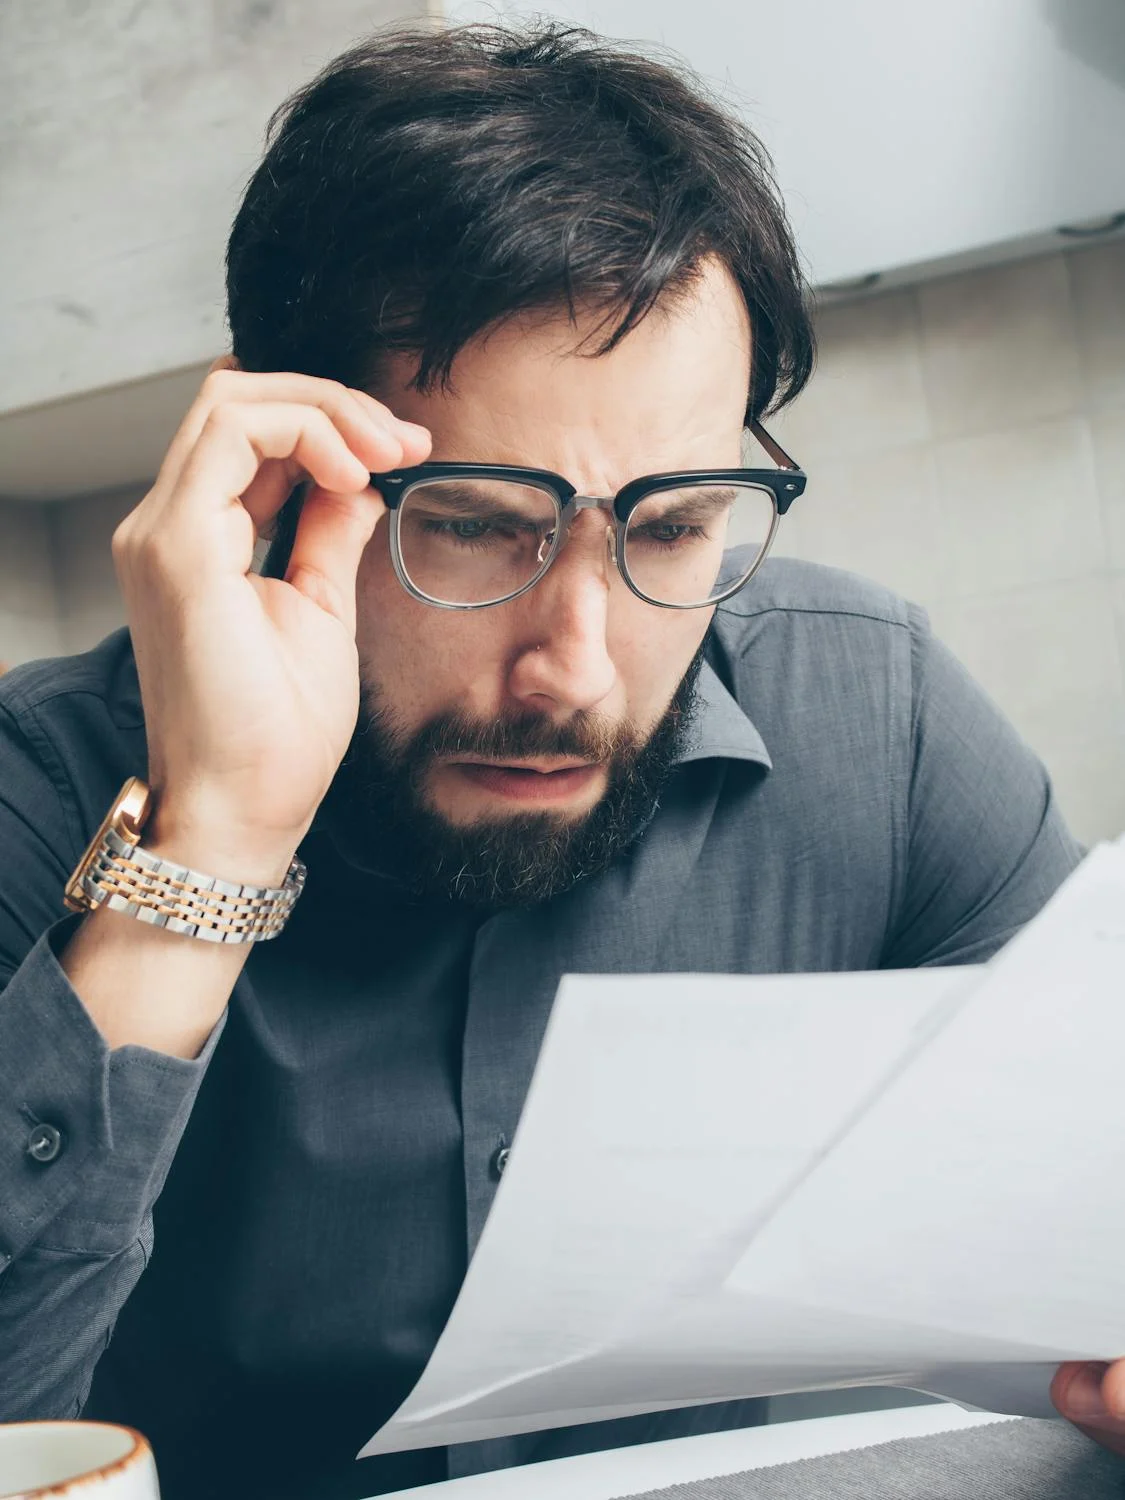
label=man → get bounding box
[0,23,1120,1500]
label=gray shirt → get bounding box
[0,560,1081,1500]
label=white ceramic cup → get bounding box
[0,1422,159,1499]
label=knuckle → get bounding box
[332,384,386,434]
[133,530,166,570]
[305,405,347,447]
[110,499,152,561]
[354,389,392,420]
[201,401,242,439]
[200,367,239,402]
[110,517,132,555]
[130,521,182,572]
[309,377,346,408]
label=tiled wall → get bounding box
[0,500,61,669]
[0,486,140,669]
[2,240,1122,841]
[771,239,1125,845]
[50,487,145,655]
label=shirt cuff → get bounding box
[0,917,224,1261]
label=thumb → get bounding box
[283,483,386,633]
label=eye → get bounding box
[633,520,708,546]
[443,519,491,540]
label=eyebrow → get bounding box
[406,483,551,517]
[634,488,741,522]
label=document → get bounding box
[360,840,1125,1458]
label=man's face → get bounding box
[348,257,751,901]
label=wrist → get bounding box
[146,808,301,890]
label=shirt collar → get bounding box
[678,658,772,770]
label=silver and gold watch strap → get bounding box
[64,777,306,944]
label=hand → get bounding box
[1051,1360,1125,1455]
[112,364,431,882]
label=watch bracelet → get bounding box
[77,824,307,943]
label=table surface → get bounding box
[380,1403,1011,1500]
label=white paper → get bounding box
[725,844,1125,1353]
[361,842,1125,1458]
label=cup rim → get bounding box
[0,1422,150,1497]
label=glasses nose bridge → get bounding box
[569,493,616,514]
[546,493,618,574]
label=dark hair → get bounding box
[226,22,815,422]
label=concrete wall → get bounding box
[0,501,61,671]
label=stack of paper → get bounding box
[361,838,1125,1458]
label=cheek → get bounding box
[608,603,712,725]
[355,525,505,714]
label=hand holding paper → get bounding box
[1052,1361,1125,1453]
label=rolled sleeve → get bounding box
[0,917,223,1262]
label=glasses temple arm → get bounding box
[747,418,801,471]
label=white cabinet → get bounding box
[448,0,1125,287]
[0,0,429,418]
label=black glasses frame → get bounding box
[369,418,807,611]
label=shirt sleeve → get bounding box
[0,697,222,1419]
[881,607,1084,970]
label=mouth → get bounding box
[445,757,604,804]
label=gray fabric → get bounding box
[0,559,1083,1500]
[615,1419,1125,1500]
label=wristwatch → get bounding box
[64,778,307,944]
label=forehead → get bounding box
[376,257,752,464]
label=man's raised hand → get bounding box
[112,366,430,885]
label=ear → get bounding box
[209,352,241,373]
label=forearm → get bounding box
[0,1231,152,1421]
[60,908,248,1060]
[0,923,219,1417]
[59,820,291,1059]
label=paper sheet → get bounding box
[361,840,1125,1458]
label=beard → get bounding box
[330,648,705,909]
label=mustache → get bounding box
[352,640,704,789]
[406,707,637,766]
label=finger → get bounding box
[187,373,423,464]
[157,371,417,492]
[1052,1361,1113,1425]
[239,458,307,535]
[1103,1359,1125,1420]
[347,387,432,466]
[163,403,378,561]
[284,484,387,632]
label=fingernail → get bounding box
[1065,1364,1111,1421]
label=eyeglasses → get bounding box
[370,419,806,611]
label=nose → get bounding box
[505,514,618,716]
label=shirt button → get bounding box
[27,1123,64,1164]
[491,1145,510,1179]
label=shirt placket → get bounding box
[448,757,728,1479]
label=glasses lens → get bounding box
[622,483,778,606]
[397,479,560,605]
